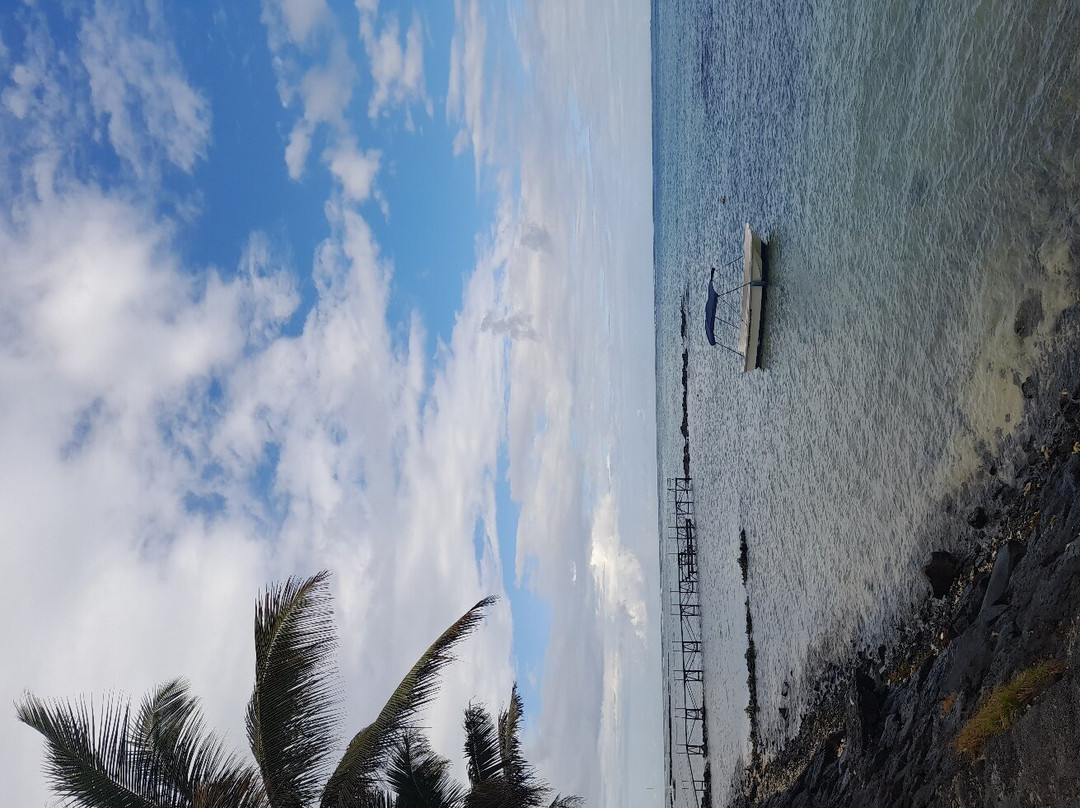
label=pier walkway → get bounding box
[666,477,710,808]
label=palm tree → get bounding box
[17,571,492,808]
[461,685,581,808]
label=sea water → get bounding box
[652,1,1080,804]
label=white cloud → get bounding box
[262,0,330,50]
[79,0,211,178]
[324,139,381,202]
[2,132,514,808]
[280,40,356,180]
[359,9,431,121]
[3,3,662,808]
[447,0,490,173]
[285,120,314,179]
[589,490,647,640]
[449,1,660,805]
[263,1,391,206]
[480,309,538,341]
[1,5,521,805]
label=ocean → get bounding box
[650,0,1080,805]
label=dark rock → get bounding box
[955,572,990,624]
[852,670,888,751]
[956,676,1080,807]
[1021,375,1037,399]
[923,551,959,598]
[981,541,1026,616]
[1014,292,1044,339]
[749,354,1080,808]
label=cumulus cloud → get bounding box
[1,15,83,203]
[358,8,431,122]
[1,4,519,805]
[519,221,553,253]
[262,0,330,50]
[263,2,359,183]
[480,310,538,341]
[589,491,647,640]
[79,0,211,178]
[1,1,208,201]
[447,0,490,172]
[280,39,356,179]
[323,139,381,202]
[450,0,660,805]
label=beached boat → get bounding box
[737,223,766,371]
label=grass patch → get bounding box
[941,692,957,715]
[953,660,1066,756]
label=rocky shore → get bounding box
[737,310,1080,808]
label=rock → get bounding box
[924,551,959,598]
[1014,291,1044,339]
[981,541,1027,617]
[1021,375,1037,399]
[967,507,988,529]
[852,670,888,750]
[967,676,1080,807]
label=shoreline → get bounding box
[736,303,1080,807]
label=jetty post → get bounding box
[666,477,710,808]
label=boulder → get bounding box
[1021,375,1037,400]
[981,541,1027,616]
[1014,292,1044,339]
[967,507,988,529]
[924,551,959,598]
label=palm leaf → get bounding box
[547,797,584,808]
[463,778,521,808]
[461,705,500,786]
[192,767,269,808]
[17,692,165,808]
[462,685,558,808]
[246,571,341,808]
[134,679,266,808]
[321,597,494,808]
[497,685,547,805]
[496,686,525,782]
[386,731,465,808]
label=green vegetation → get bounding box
[940,692,957,715]
[953,659,1066,757]
[17,571,580,808]
[462,685,582,808]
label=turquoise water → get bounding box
[652,1,1080,804]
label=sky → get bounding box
[0,1,658,806]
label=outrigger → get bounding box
[704,223,767,371]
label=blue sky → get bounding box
[0,1,657,805]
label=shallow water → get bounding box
[652,1,1080,804]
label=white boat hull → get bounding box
[738,223,765,371]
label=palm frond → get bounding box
[547,797,584,808]
[17,691,165,808]
[321,597,494,808]
[246,571,341,808]
[462,778,519,808]
[386,730,465,808]
[496,686,524,781]
[461,705,500,786]
[193,766,270,808]
[134,679,266,808]
[494,685,554,808]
